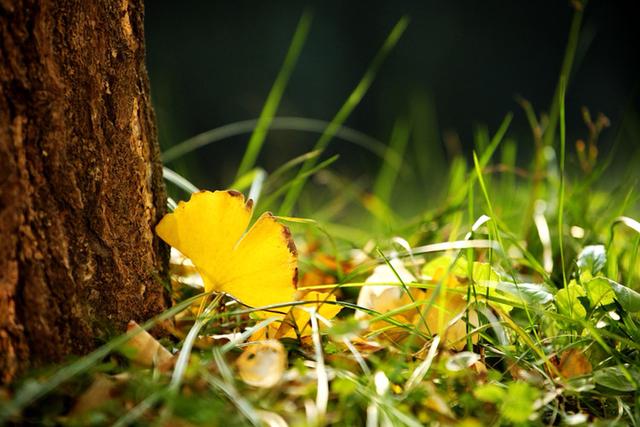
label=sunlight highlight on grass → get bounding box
[543,4,584,148]
[557,77,568,288]
[235,11,312,179]
[163,166,199,194]
[373,118,410,207]
[161,116,396,165]
[279,16,410,216]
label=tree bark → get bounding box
[0,0,168,384]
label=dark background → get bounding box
[145,1,640,190]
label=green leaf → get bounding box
[422,257,502,283]
[501,381,540,423]
[327,317,364,339]
[605,278,640,312]
[472,262,501,282]
[495,281,554,305]
[556,281,587,320]
[576,245,606,276]
[422,255,468,279]
[473,383,505,403]
[593,366,640,392]
[583,277,615,307]
[332,377,358,398]
[423,257,521,312]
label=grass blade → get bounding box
[162,117,393,164]
[557,77,568,288]
[450,113,513,207]
[543,4,584,147]
[373,118,410,206]
[247,169,267,205]
[264,150,321,190]
[228,168,265,193]
[1,294,206,422]
[260,154,340,211]
[235,11,312,178]
[279,16,409,216]
[163,167,199,194]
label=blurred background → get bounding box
[145,0,639,201]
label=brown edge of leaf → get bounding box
[256,211,299,289]
[226,189,254,211]
[281,223,298,289]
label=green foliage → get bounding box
[235,12,311,179]
[593,366,640,392]
[501,382,540,424]
[556,281,587,320]
[577,244,607,276]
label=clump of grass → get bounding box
[3,3,640,426]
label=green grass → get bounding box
[279,16,410,216]
[3,3,640,426]
[235,11,312,180]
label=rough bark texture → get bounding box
[0,0,168,384]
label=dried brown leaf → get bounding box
[237,340,287,388]
[559,348,592,378]
[125,320,174,369]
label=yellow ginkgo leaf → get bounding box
[418,259,479,350]
[419,291,479,351]
[156,190,298,310]
[277,291,342,339]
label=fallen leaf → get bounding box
[69,374,116,416]
[299,253,353,287]
[157,190,298,310]
[419,291,479,351]
[423,382,456,420]
[472,360,488,376]
[445,351,481,372]
[419,256,479,350]
[249,290,341,342]
[124,321,174,369]
[237,340,287,388]
[347,336,385,353]
[355,259,423,338]
[256,410,289,427]
[558,348,592,378]
[275,291,342,339]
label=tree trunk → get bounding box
[0,0,168,384]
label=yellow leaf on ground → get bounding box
[277,290,342,338]
[250,291,341,340]
[156,190,298,310]
[418,257,479,350]
[418,291,479,351]
[355,259,423,337]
